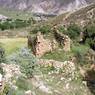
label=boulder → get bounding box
[25,90,32,95]
[63,35,71,52]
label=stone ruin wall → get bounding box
[28,32,58,57]
[28,30,71,57]
[53,29,71,52]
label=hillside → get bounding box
[0,0,94,14]
[0,1,95,95]
[30,3,95,32]
[36,3,95,28]
[63,3,95,26]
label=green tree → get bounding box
[67,24,81,39]
[58,26,66,33]
[31,25,51,34]
[39,25,51,34]
[84,24,95,50]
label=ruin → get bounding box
[28,28,71,57]
[35,32,53,57]
[28,32,58,57]
[53,27,71,52]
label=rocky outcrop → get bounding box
[0,0,93,14]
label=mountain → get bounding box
[32,3,95,29]
[0,0,95,14]
[52,3,95,26]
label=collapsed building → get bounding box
[28,28,71,57]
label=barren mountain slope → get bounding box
[0,0,94,14]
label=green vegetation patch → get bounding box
[42,49,73,62]
[0,38,27,55]
[42,44,89,63]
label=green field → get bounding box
[0,38,27,55]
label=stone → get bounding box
[85,49,95,64]
[39,59,76,73]
[63,61,76,76]
[25,90,32,95]
[82,81,87,86]
[60,77,65,81]
[79,67,87,78]
[0,73,2,86]
[63,35,71,52]
[38,59,64,68]
[66,83,70,89]
[90,64,95,70]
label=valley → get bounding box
[0,0,95,95]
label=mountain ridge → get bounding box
[0,0,95,14]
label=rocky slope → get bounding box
[61,2,95,26]
[0,0,94,14]
[36,2,95,27]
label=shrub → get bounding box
[7,89,24,95]
[71,44,89,64]
[0,67,4,75]
[58,26,66,33]
[31,25,51,34]
[84,24,95,37]
[67,24,81,39]
[0,44,6,63]
[1,83,11,95]
[83,24,95,50]
[0,19,31,30]
[31,27,39,34]
[7,47,37,78]
[39,25,51,34]
[16,77,30,90]
[7,87,25,95]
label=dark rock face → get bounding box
[0,0,94,14]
